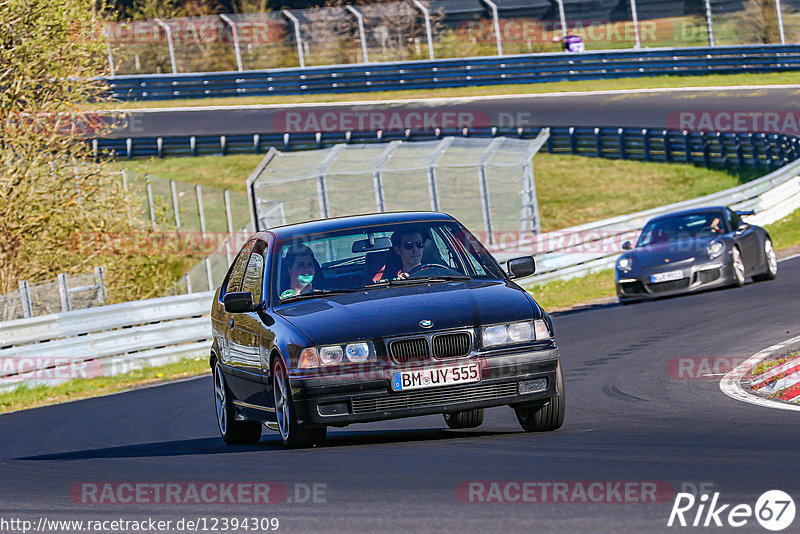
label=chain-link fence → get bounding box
[249,132,549,246]
[105,0,800,74]
[0,268,107,322]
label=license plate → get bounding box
[391,363,481,392]
[650,270,685,283]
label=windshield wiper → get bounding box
[370,275,470,287]
[279,288,361,303]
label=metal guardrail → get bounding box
[104,44,800,101]
[96,127,800,175]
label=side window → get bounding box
[242,253,265,303]
[429,228,463,272]
[727,209,741,231]
[225,240,255,294]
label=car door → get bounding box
[729,209,760,274]
[217,240,254,371]
[227,239,272,406]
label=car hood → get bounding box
[274,280,538,346]
[630,237,722,267]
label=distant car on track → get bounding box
[211,212,565,448]
[615,206,777,304]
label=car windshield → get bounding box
[637,211,727,247]
[272,221,504,303]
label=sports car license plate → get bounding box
[391,363,480,392]
[650,270,685,283]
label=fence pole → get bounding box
[154,19,178,73]
[106,41,116,77]
[145,175,157,230]
[170,179,182,231]
[282,10,306,68]
[205,257,214,292]
[776,0,786,44]
[345,6,369,63]
[481,0,504,56]
[121,169,133,226]
[185,273,192,294]
[219,14,244,71]
[411,0,435,60]
[58,273,71,313]
[95,266,107,305]
[629,0,641,48]
[224,189,235,235]
[19,281,33,319]
[703,0,715,46]
[196,185,207,238]
[556,0,568,39]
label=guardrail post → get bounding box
[196,185,207,238]
[282,10,305,68]
[253,134,260,154]
[19,281,33,319]
[170,180,181,231]
[569,127,577,155]
[642,129,651,161]
[95,266,107,305]
[58,273,71,313]
[190,136,197,157]
[219,14,244,71]
[683,131,692,164]
[702,0,715,46]
[663,130,673,163]
[145,175,157,230]
[734,134,745,168]
[594,128,603,158]
[154,18,178,74]
[750,134,761,169]
[702,132,712,168]
[618,128,627,159]
[718,132,729,168]
[411,0,435,60]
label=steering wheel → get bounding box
[407,263,452,276]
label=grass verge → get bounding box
[0,356,209,414]
[90,72,800,111]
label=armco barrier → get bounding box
[95,127,800,174]
[105,44,800,101]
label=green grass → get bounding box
[526,269,617,311]
[89,72,800,111]
[109,155,258,192]
[766,208,800,251]
[0,357,209,414]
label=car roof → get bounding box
[253,211,457,242]
[648,206,728,223]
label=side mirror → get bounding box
[622,241,633,251]
[507,256,536,279]
[224,292,257,313]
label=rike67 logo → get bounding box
[668,490,796,531]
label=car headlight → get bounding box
[482,320,550,347]
[707,240,725,259]
[617,256,633,272]
[298,342,376,368]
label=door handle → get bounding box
[229,319,235,330]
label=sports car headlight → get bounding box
[301,342,376,368]
[617,256,633,272]
[482,320,550,347]
[707,240,725,259]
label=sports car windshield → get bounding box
[636,212,727,247]
[272,222,504,303]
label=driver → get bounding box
[393,230,425,279]
[280,244,317,299]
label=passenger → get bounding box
[281,244,317,299]
[708,217,723,234]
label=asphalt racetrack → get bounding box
[1,256,798,533]
[109,86,800,138]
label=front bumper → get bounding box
[616,257,735,301]
[289,347,560,426]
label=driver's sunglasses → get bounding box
[402,240,425,250]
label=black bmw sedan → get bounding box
[615,206,778,303]
[211,212,564,448]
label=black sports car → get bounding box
[615,206,778,303]
[211,212,564,448]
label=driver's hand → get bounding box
[396,272,410,280]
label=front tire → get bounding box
[752,238,778,281]
[515,366,565,432]
[731,246,746,287]
[443,408,484,429]
[272,358,326,449]
[214,363,262,445]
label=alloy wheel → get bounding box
[765,239,777,275]
[732,248,745,285]
[214,365,227,435]
[273,360,290,441]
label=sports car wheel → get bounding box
[753,238,778,281]
[515,366,565,432]
[731,247,746,287]
[214,363,261,445]
[272,358,326,449]
[443,409,484,429]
